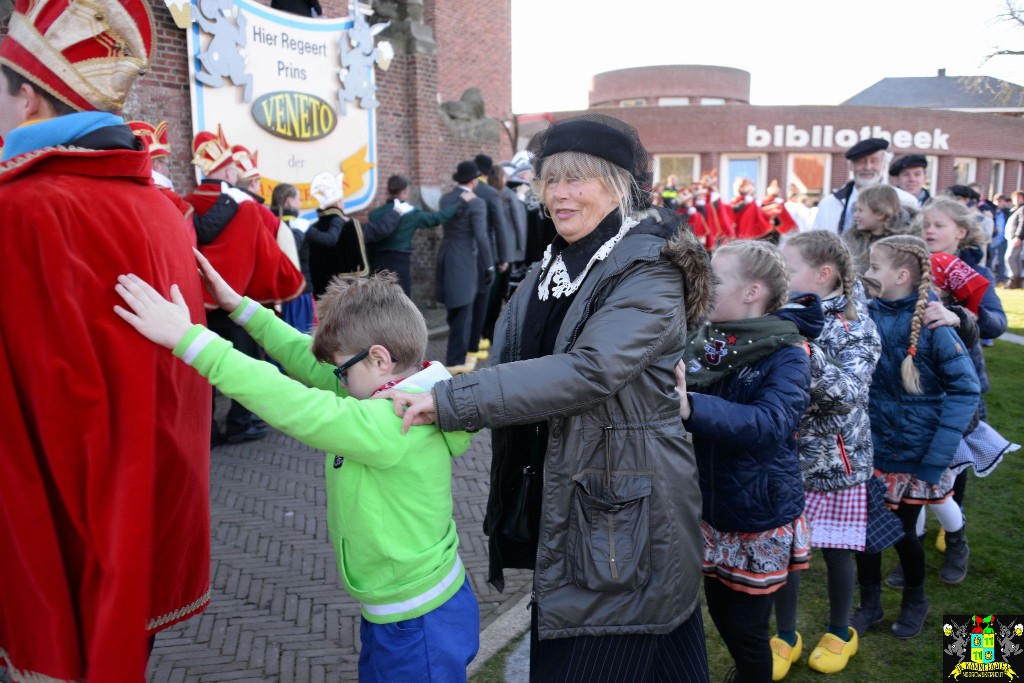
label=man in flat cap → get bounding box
[890,154,931,207]
[812,138,918,233]
[0,0,212,679]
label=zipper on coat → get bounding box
[566,253,660,349]
[602,425,619,579]
[837,433,852,476]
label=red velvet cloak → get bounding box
[185,182,305,309]
[0,146,212,682]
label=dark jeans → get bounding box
[445,303,472,366]
[704,577,773,683]
[482,268,510,343]
[530,603,709,682]
[467,286,489,353]
[207,309,261,438]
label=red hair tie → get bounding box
[907,346,918,357]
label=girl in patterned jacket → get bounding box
[770,231,882,677]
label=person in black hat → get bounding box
[889,154,931,206]
[812,138,918,233]
[385,113,714,682]
[468,153,513,360]
[434,161,492,373]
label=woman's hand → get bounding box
[923,300,961,329]
[194,247,243,312]
[675,359,691,421]
[380,389,438,434]
[114,274,194,349]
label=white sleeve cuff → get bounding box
[180,329,219,366]
[234,300,260,326]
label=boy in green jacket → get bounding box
[113,251,479,682]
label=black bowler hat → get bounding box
[473,154,494,175]
[452,160,480,184]
[889,154,928,176]
[844,138,889,160]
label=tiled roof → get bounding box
[842,74,1024,109]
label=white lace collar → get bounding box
[536,217,638,300]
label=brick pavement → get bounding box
[146,322,532,682]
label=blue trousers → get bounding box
[359,577,479,682]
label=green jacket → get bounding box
[368,200,460,253]
[173,299,472,623]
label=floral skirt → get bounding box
[877,468,955,508]
[701,516,810,595]
[804,483,868,551]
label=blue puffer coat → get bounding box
[868,295,981,484]
[956,248,1007,398]
[685,299,818,533]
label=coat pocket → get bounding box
[569,471,652,592]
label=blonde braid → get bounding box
[874,235,931,394]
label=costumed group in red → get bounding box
[0,1,212,680]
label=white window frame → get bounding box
[653,154,701,187]
[991,160,1006,198]
[954,157,977,185]
[720,154,768,197]
[657,96,690,106]
[785,153,832,201]
[699,97,725,106]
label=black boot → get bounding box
[891,585,929,638]
[885,563,904,589]
[850,582,884,635]
[940,520,969,584]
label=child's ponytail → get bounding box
[873,235,932,394]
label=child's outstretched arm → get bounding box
[113,274,195,349]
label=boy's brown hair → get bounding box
[311,272,427,369]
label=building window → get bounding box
[699,97,725,106]
[721,155,766,199]
[786,153,831,206]
[654,155,700,188]
[991,160,1006,198]
[619,98,646,107]
[926,155,939,195]
[954,158,977,184]
[657,96,690,106]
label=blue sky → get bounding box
[511,0,1023,113]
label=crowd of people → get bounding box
[0,1,1019,682]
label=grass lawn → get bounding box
[998,288,1024,335]
[472,339,1024,683]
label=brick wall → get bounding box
[590,65,751,107]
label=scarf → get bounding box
[1,111,125,161]
[683,316,804,390]
[931,252,989,315]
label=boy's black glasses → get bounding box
[333,349,398,384]
[334,349,370,384]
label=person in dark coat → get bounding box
[469,153,513,356]
[435,161,492,370]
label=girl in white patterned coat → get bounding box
[771,231,882,678]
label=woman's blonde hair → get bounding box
[870,235,931,394]
[311,272,427,369]
[918,196,989,251]
[856,185,901,232]
[714,239,790,314]
[784,231,859,320]
[532,151,639,221]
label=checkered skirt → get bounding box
[803,483,868,551]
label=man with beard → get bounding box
[812,138,918,233]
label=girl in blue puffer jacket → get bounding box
[852,234,980,641]
[676,240,812,683]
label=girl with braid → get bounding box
[772,231,882,676]
[677,240,814,682]
[851,235,979,640]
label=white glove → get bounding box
[220,181,252,204]
[394,200,415,215]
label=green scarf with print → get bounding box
[682,317,804,390]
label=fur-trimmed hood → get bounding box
[636,207,714,330]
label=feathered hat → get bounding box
[191,125,233,175]
[128,120,170,159]
[0,0,154,112]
